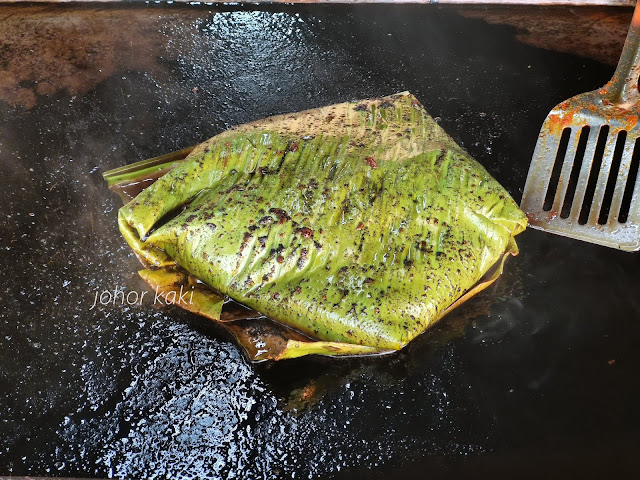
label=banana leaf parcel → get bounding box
[105,92,527,361]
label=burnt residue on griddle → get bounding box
[0,6,182,108]
[459,6,632,67]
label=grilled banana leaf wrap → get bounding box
[111,92,527,360]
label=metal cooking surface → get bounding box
[1,4,639,478]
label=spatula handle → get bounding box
[606,0,640,106]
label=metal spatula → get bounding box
[521,2,640,251]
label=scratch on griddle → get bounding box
[89,211,95,247]
[48,250,60,265]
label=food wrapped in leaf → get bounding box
[105,92,527,361]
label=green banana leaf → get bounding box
[105,92,527,361]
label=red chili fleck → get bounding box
[290,143,299,152]
[356,222,364,230]
[295,227,313,238]
[276,255,285,263]
[225,142,231,147]
[365,156,378,168]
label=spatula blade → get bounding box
[522,105,640,251]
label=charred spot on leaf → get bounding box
[258,236,268,248]
[417,240,433,253]
[354,103,369,112]
[185,214,197,223]
[259,215,274,225]
[378,100,394,109]
[239,232,253,253]
[434,151,447,168]
[404,259,414,268]
[269,208,291,224]
[364,277,375,284]
[269,244,285,258]
[295,227,313,238]
[297,248,309,269]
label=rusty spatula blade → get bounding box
[521,1,640,251]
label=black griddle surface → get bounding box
[1,4,639,478]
